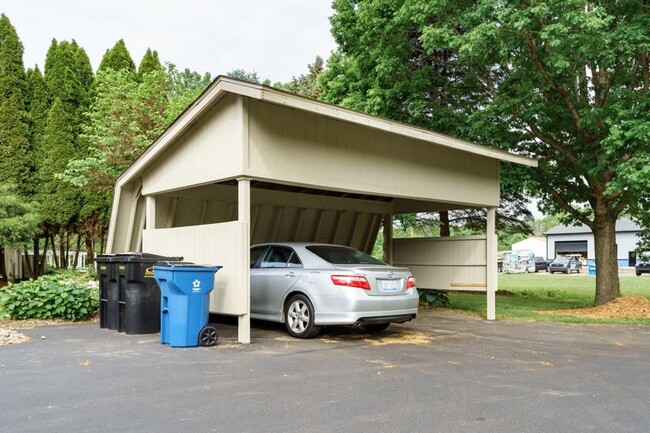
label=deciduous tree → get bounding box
[324,0,650,305]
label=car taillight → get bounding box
[406,276,416,290]
[331,275,371,290]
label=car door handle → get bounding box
[285,272,296,278]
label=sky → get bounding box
[1,0,338,83]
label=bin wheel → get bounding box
[199,325,218,347]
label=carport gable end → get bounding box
[106,76,537,343]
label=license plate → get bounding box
[379,279,400,292]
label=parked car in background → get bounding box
[548,256,583,274]
[534,257,547,272]
[636,261,650,276]
[249,243,419,338]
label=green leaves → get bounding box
[418,289,450,307]
[0,184,40,248]
[0,274,99,321]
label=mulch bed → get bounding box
[542,295,650,319]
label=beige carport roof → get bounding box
[107,76,536,254]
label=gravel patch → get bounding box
[0,328,31,346]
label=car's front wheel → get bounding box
[284,294,321,339]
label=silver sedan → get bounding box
[250,242,419,338]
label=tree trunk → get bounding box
[593,215,621,305]
[23,249,35,279]
[32,238,42,278]
[42,236,50,274]
[0,246,6,280]
[59,232,67,269]
[50,234,59,268]
[439,211,450,237]
[72,235,82,269]
[86,236,95,266]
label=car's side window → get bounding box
[250,246,268,268]
[260,246,302,268]
[287,251,302,268]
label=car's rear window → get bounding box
[306,246,385,265]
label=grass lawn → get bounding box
[444,273,650,325]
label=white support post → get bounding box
[238,177,251,344]
[145,196,156,230]
[486,207,497,320]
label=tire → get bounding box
[284,294,321,339]
[576,268,581,274]
[198,325,218,347]
[363,323,390,333]
[637,272,642,276]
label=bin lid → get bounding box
[153,261,222,270]
[95,254,116,262]
[114,252,184,262]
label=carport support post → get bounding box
[238,177,251,344]
[487,207,497,320]
[145,196,155,229]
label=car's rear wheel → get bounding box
[363,323,390,333]
[284,294,321,339]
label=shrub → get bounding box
[0,274,99,321]
[418,289,450,307]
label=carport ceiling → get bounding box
[155,180,467,254]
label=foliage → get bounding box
[165,63,212,124]
[138,48,163,77]
[37,97,81,228]
[0,14,32,196]
[98,39,136,73]
[43,39,93,135]
[418,289,450,307]
[64,68,168,192]
[0,184,40,248]
[323,0,650,305]
[281,56,325,99]
[227,69,261,83]
[0,273,98,321]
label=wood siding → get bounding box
[392,236,488,289]
[247,99,499,208]
[142,93,244,195]
[143,222,248,315]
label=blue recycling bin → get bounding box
[588,264,596,275]
[153,263,221,347]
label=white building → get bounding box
[512,237,546,259]
[545,218,642,267]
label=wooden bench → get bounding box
[447,282,488,292]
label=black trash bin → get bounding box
[97,252,182,334]
[95,254,116,329]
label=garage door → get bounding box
[555,240,587,256]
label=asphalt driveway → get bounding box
[2,310,649,433]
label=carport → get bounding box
[106,77,536,343]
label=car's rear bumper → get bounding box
[312,290,419,326]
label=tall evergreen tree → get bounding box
[26,66,49,171]
[98,39,136,73]
[44,40,93,139]
[0,14,32,196]
[138,48,163,78]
